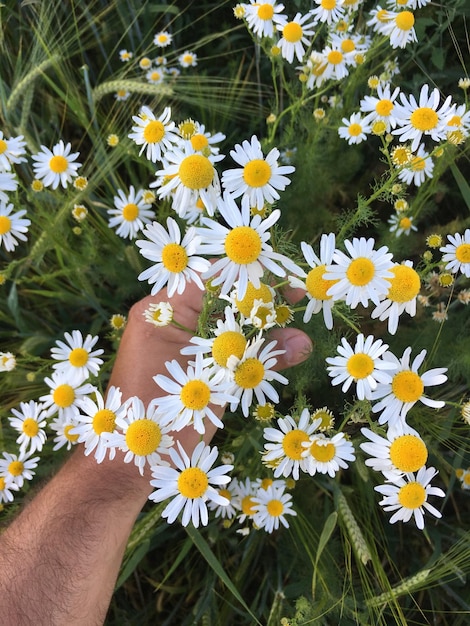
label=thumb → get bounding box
[267,328,313,370]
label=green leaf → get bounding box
[312,511,337,600]
[451,162,470,211]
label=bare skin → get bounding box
[0,282,312,626]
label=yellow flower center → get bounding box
[267,499,284,517]
[313,408,334,430]
[179,120,197,138]
[372,121,387,135]
[161,242,189,273]
[178,154,214,189]
[241,495,256,516]
[283,22,303,43]
[387,265,421,302]
[64,424,79,442]
[260,478,273,490]
[391,370,424,403]
[8,461,24,476]
[143,120,165,143]
[411,156,426,172]
[190,134,209,151]
[53,384,75,408]
[180,379,211,410]
[376,99,394,116]
[22,418,39,437]
[177,467,208,499]
[49,155,68,173]
[346,257,375,286]
[389,434,428,472]
[0,139,7,154]
[68,347,89,367]
[305,264,337,300]
[398,482,426,509]
[392,146,412,166]
[235,282,273,316]
[410,107,439,132]
[212,331,247,367]
[0,216,12,235]
[92,409,116,435]
[321,0,336,8]
[455,243,470,264]
[399,217,412,230]
[310,440,336,462]
[243,159,272,188]
[348,123,362,137]
[327,50,344,65]
[257,4,274,20]
[275,303,292,325]
[282,429,310,460]
[234,358,265,389]
[0,476,5,490]
[254,403,275,420]
[125,419,162,456]
[395,10,414,31]
[377,8,391,22]
[224,226,262,264]
[346,353,374,379]
[341,39,355,53]
[219,488,232,500]
[122,203,139,221]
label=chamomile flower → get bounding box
[248,299,277,330]
[288,233,338,329]
[262,409,322,480]
[338,112,371,144]
[107,186,155,240]
[324,237,394,308]
[382,10,417,48]
[129,106,179,163]
[245,1,287,38]
[370,347,448,426]
[72,386,126,464]
[360,83,401,129]
[182,122,226,157]
[0,201,31,252]
[302,431,355,477]
[0,451,39,489]
[375,466,444,529]
[227,335,288,417]
[388,214,418,237]
[8,401,48,454]
[440,229,470,278]
[232,477,259,524]
[370,261,420,334]
[326,334,396,400]
[0,132,27,170]
[143,301,174,327]
[40,370,96,420]
[50,413,81,451]
[392,84,455,151]
[105,396,173,475]
[320,46,350,81]
[252,483,296,533]
[148,441,233,527]
[32,140,82,189]
[0,171,19,202]
[397,144,434,187]
[0,475,19,504]
[274,12,316,63]
[0,351,16,371]
[153,30,172,47]
[178,51,197,68]
[310,0,345,25]
[208,480,240,520]
[153,352,238,434]
[198,191,300,300]
[136,217,210,297]
[50,330,104,385]
[221,135,295,211]
[119,49,133,62]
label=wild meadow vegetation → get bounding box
[1,0,470,624]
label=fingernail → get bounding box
[284,334,313,366]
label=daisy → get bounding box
[153,352,238,434]
[274,12,316,63]
[392,84,455,151]
[252,483,296,533]
[119,49,133,62]
[129,106,180,163]
[0,201,30,253]
[72,386,127,464]
[0,132,27,170]
[232,477,259,524]
[146,68,165,84]
[198,191,300,300]
[0,451,39,489]
[247,299,277,330]
[0,475,19,504]
[370,261,420,334]
[369,347,448,426]
[302,431,355,477]
[262,409,322,480]
[367,6,395,35]
[227,335,288,417]
[397,144,434,187]
[181,122,226,157]
[359,83,401,130]
[107,186,155,240]
[115,89,130,102]
[40,370,96,420]
[221,135,295,211]
[143,301,174,327]
[338,112,371,144]
[440,229,470,278]
[226,280,275,317]
[0,351,16,371]
[50,329,104,385]
[289,233,337,329]
[310,0,345,25]
[136,216,210,297]
[32,140,82,189]
[326,334,396,400]
[105,396,173,475]
[208,478,240,520]
[153,30,172,47]
[446,103,470,144]
[384,10,417,48]
[148,441,233,527]
[244,0,287,38]
[388,214,418,237]
[374,466,445,529]
[324,237,394,308]
[49,413,81,451]
[0,171,19,202]
[178,51,197,68]
[8,400,48,454]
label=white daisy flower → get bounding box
[40,370,96,420]
[302,431,356,477]
[397,144,434,187]
[221,135,295,211]
[107,186,155,240]
[329,32,371,60]
[0,201,31,252]
[32,140,82,189]
[0,451,39,489]
[153,352,238,434]
[104,396,173,475]
[119,49,133,62]
[143,301,174,327]
[0,351,16,372]
[49,413,81,451]
[370,261,421,334]
[326,334,397,401]
[148,441,233,527]
[183,125,226,158]
[153,30,172,47]
[382,9,417,49]
[252,483,297,533]
[274,12,316,63]
[392,84,455,151]
[8,401,48,455]
[50,329,104,385]
[178,51,197,68]
[446,103,470,144]
[0,132,27,170]
[208,479,240,520]
[324,237,394,308]
[136,216,210,297]
[198,191,301,300]
[388,214,418,237]
[374,466,445,529]
[146,68,165,84]
[244,0,287,38]
[367,6,395,35]
[128,106,179,163]
[440,229,470,278]
[370,347,448,426]
[338,112,371,144]
[227,335,288,417]
[0,171,19,202]
[310,0,345,25]
[72,386,126,464]
[232,477,259,524]
[320,46,350,81]
[247,299,277,330]
[289,232,338,330]
[262,408,322,480]
[0,474,19,504]
[359,83,401,130]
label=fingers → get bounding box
[267,327,313,370]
